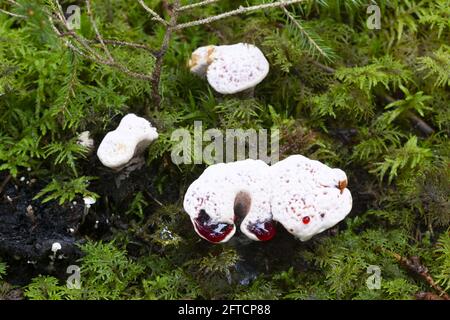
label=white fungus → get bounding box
[183,159,275,243]
[270,155,352,241]
[83,196,96,208]
[183,155,352,243]
[77,131,95,152]
[51,242,62,253]
[97,114,158,170]
[189,43,270,94]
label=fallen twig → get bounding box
[0,174,12,196]
[384,249,449,300]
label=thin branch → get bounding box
[7,0,22,6]
[385,95,435,136]
[173,0,306,30]
[385,249,449,300]
[282,7,328,59]
[85,0,114,63]
[137,0,169,25]
[48,13,153,81]
[0,8,27,19]
[176,0,221,12]
[150,0,182,108]
[85,38,157,56]
[0,174,11,196]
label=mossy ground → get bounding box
[0,0,449,300]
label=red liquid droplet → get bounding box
[247,220,276,241]
[194,210,234,243]
[302,216,310,224]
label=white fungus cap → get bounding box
[83,196,96,207]
[270,155,352,241]
[183,155,353,243]
[77,131,94,151]
[97,114,158,170]
[51,242,62,253]
[189,43,270,94]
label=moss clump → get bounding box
[0,0,449,300]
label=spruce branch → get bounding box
[0,0,26,18]
[173,0,306,30]
[150,0,181,109]
[48,1,154,81]
[85,39,157,56]
[137,0,169,25]
[85,0,114,63]
[176,0,221,12]
[282,6,335,61]
[384,249,450,300]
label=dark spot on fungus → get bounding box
[194,209,234,243]
[247,220,276,241]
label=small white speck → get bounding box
[20,177,25,182]
[51,242,62,253]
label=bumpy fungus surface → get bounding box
[188,43,270,94]
[183,156,352,243]
[97,114,158,170]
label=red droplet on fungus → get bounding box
[302,216,310,224]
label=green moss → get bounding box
[0,0,449,300]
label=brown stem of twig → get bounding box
[0,174,12,196]
[150,0,181,110]
[385,95,435,136]
[384,249,450,300]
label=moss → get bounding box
[0,0,449,300]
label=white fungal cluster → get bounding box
[189,43,269,94]
[97,114,158,170]
[183,155,352,243]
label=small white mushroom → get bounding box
[189,43,270,94]
[83,196,96,216]
[97,114,158,170]
[270,155,352,241]
[51,242,62,253]
[77,131,95,153]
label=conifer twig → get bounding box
[173,0,306,30]
[0,174,11,196]
[0,0,26,18]
[383,249,449,300]
[176,0,221,12]
[137,0,169,25]
[48,1,154,81]
[385,95,435,136]
[150,0,181,108]
[85,0,114,63]
[85,39,157,56]
[282,7,328,59]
